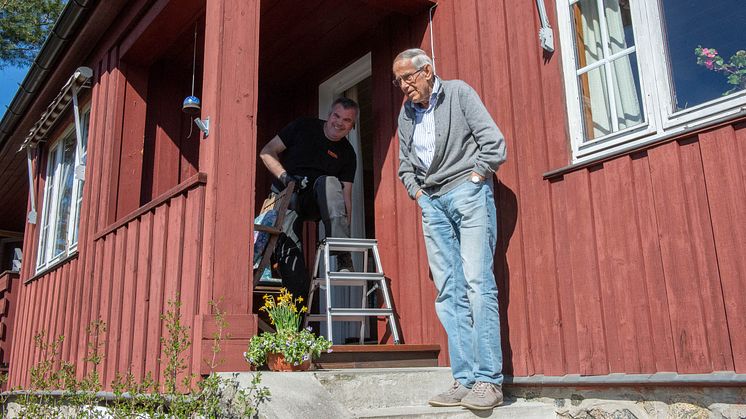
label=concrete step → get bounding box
[223,368,746,419]
[223,368,559,419]
[313,367,455,410]
[357,401,556,418]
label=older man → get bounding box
[393,48,507,410]
[259,97,358,299]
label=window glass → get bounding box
[661,0,746,111]
[572,0,644,141]
[38,146,59,266]
[572,1,604,66]
[52,134,76,259]
[579,66,612,138]
[611,55,643,130]
[605,0,635,55]
[36,109,90,271]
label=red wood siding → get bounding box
[369,0,746,376]
[6,0,746,387]
[251,0,746,376]
[0,271,20,381]
[8,176,206,388]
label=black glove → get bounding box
[279,172,308,190]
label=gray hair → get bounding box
[394,48,433,71]
[330,97,359,115]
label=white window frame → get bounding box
[556,0,746,162]
[35,109,90,273]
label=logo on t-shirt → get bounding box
[327,150,338,159]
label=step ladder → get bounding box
[304,237,401,344]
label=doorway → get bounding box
[318,53,377,343]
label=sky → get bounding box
[0,65,30,120]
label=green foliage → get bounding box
[258,288,307,332]
[695,46,746,95]
[246,289,332,367]
[4,299,270,418]
[246,328,333,367]
[15,331,72,417]
[0,0,66,69]
[160,298,192,396]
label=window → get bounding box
[36,110,90,271]
[557,0,746,160]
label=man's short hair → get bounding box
[330,97,360,116]
[394,48,433,71]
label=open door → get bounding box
[318,53,376,343]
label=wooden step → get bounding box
[315,344,440,369]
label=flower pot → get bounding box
[266,352,312,372]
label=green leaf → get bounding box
[0,0,65,69]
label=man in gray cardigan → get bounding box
[393,48,507,411]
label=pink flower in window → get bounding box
[695,46,746,95]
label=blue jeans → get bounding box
[418,179,503,387]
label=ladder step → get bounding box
[305,308,393,323]
[305,314,367,323]
[326,272,385,281]
[329,308,392,316]
[312,272,385,287]
[304,237,401,345]
[313,279,372,287]
[320,237,380,251]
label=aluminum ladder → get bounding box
[304,237,401,344]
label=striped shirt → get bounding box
[412,78,440,171]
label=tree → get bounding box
[0,0,66,70]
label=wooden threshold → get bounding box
[314,344,440,369]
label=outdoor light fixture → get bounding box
[536,0,555,52]
[182,23,209,138]
[193,116,209,137]
[182,95,201,114]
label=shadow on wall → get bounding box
[495,180,518,376]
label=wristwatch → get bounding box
[470,174,482,183]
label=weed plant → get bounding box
[1,297,269,418]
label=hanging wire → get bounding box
[187,22,198,139]
[429,3,438,74]
[191,22,197,96]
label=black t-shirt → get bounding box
[277,117,357,186]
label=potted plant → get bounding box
[245,288,332,371]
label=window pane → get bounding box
[579,66,612,140]
[38,146,60,266]
[52,135,76,259]
[605,0,635,55]
[80,110,90,164]
[572,0,605,67]
[661,0,746,111]
[611,54,644,130]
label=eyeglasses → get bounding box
[392,67,425,88]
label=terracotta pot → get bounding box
[266,353,312,372]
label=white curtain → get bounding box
[577,0,642,139]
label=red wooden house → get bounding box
[0,0,744,390]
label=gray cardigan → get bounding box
[397,79,507,199]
